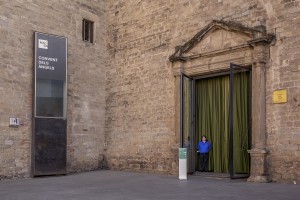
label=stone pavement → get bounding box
[0,170,299,200]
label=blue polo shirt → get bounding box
[197,141,211,153]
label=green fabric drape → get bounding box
[195,72,250,173]
[232,72,250,174]
[196,75,230,172]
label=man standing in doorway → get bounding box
[197,135,211,172]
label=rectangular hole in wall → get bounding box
[82,19,94,43]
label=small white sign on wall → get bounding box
[9,117,20,127]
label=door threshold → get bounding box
[193,172,230,179]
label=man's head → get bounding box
[202,135,207,142]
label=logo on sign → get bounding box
[38,39,48,49]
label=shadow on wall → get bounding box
[98,154,109,170]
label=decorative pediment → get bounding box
[169,20,274,62]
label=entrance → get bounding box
[181,64,251,178]
[172,20,273,181]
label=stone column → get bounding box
[171,61,184,174]
[174,73,181,145]
[247,42,269,183]
[172,61,184,146]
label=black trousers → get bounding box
[199,153,209,172]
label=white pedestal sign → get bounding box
[179,148,187,180]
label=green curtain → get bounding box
[232,72,250,174]
[195,72,250,174]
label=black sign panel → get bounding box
[34,118,67,176]
[35,32,67,81]
[33,32,67,176]
[34,32,67,118]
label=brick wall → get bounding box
[1,0,299,183]
[0,0,107,178]
[105,0,177,174]
[106,0,300,182]
[105,0,266,175]
[266,0,300,182]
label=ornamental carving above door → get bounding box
[169,20,274,77]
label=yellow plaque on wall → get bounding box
[273,89,287,104]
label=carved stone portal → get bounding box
[169,20,274,182]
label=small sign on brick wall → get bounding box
[273,89,287,104]
[9,117,20,127]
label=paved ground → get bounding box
[0,170,299,200]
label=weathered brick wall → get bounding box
[105,0,266,175]
[1,0,299,183]
[105,1,177,174]
[106,0,300,182]
[0,0,106,178]
[265,1,300,183]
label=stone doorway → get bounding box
[170,20,274,182]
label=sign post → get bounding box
[33,32,67,176]
[179,148,187,180]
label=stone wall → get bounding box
[266,0,300,183]
[0,0,107,178]
[105,0,177,174]
[0,0,299,183]
[106,0,300,182]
